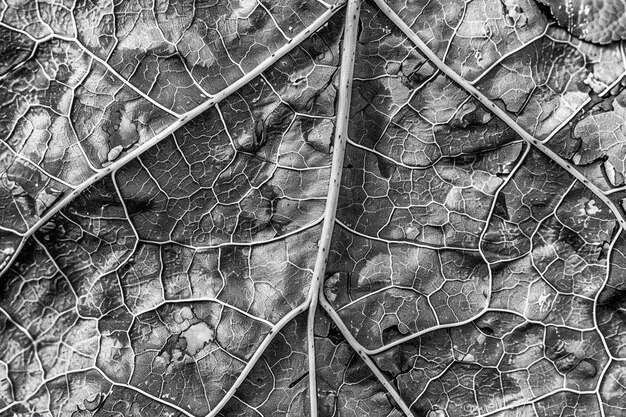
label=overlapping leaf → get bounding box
[536,0,626,44]
[1,0,626,416]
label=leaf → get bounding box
[536,0,626,44]
[1,0,626,416]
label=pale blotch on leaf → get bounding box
[583,71,608,93]
[118,114,139,146]
[107,145,123,162]
[173,306,194,324]
[504,0,528,27]
[585,199,601,215]
[604,160,617,186]
[181,322,215,356]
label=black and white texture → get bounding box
[0,0,625,415]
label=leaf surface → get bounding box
[1,0,626,416]
[536,0,626,44]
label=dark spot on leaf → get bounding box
[326,322,345,346]
[124,197,154,215]
[399,59,434,89]
[479,326,494,336]
[376,154,396,178]
[568,359,597,379]
[492,193,509,220]
[599,286,626,309]
[597,240,611,262]
[254,119,266,148]
[382,325,405,344]
[83,393,105,412]
[288,371,308,388]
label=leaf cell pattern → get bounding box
[0,0,625,416]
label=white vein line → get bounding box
[0,22,180,118]
[306,1,360,413]
[372,0,626,232]
[475,387,607,417]
[199,4,350,416]
[541,69,626,145]
[96,368,197,417]
[135,216,324,250]
[0,2,347,281]
[0,305,45,379]
[205,299,311,417]
[594,227,624,364]
[319,286,416,417]
[469,24,552,86]
[148,298,274,328]
[336,219,481,252]
[0,131,76,190]
[606,186,626,195]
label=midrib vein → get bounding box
[305,0,361,414]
